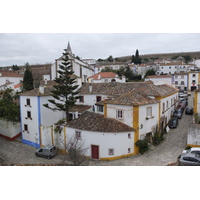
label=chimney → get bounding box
[89,84,92,93]
[98,74,101,79]
[39,86,44,94]
[74,109,78,119]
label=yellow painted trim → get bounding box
[51,126,54,146]
[104,103,107,117]
[198,72,200,86]
[100,152,135,161]
[194,91,198,114]
[187,144,200,148]
[158,102,161,134]
[155,92,178,100]
[133,106,139,154]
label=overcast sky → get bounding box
[0,33,200,67]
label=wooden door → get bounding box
[91,145,99,159]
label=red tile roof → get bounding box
[88,72,117,80]
[0,70,23,77]
[67,111,134,132]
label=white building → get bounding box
[0,70,23,92]
[88,72,126,83]
[145,75,173,86]
[66,111,135,160]
[157,62,195,75]
[51,42,94,87]
[173,73,188,91]
[20,85,65,148]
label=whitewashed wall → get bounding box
[106,104,133,127]
[66,127,135,159]
[40,125,135,159]
[0,120,20,139]
[139,103,159,139]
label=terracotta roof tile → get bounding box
[80,82,177,98]
[0,70,23,77]
[88,72,117,80]
[67,111,134,132]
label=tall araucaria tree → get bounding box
[23,63,34,91]
[43,48,80,122]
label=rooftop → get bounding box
[67,111,134,132]
[88,72,118,80]
[79,82,178,98]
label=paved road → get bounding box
[0,93,193,166]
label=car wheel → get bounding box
[35,153,39,157]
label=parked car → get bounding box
[183,147,200,155]
[177,102,186,110]
[180,99,188,106]
[185,107,194,115]
[179,94,188,101]
[173,109,183,119]
[178,153,200,166]
[168,117,178,128]
[35,145,57,159]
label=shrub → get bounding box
[135,139,149,154]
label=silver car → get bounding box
[35,145,57,159]
[183,147,200,155]
[178,153,200,166]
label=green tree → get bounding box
[23,63,34,91]
[43,48,80,122]
[144,69,156,78]
[0,89,20,122]
[107,55,113,62]
[12,65,19,71]
[132,49,142,64]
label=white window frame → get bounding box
[146,107,152,117]
[76,131,81,139]
[117,110,123,119]
[108,148,114,155]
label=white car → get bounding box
[183,147,200,155]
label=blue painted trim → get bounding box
[22,138,40,148]
[37,96,41,147]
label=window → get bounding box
[169,66,171,69]
[117,110,123,119]
[192,80,196,83]
[181,75,184,79]
[193,74,196,77]
[97,105,104,112]
[26,98,31,106]
[162,103,165,113]
[128,133,131,139]
[146,107,152,117]
[79,96,84,103]
[76,131,81,139]
[128,148,131,153]
[181,81,184,85]
[175,81,178,85]
[108,148,114,155]
[27,111,31,118]
[96,96,102,102]
[24,124,28,132]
